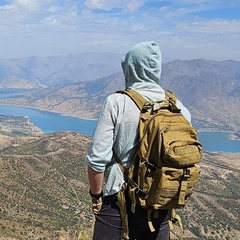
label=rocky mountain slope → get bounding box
[0,130,93,239]
[160,59,240,131]
[1,59,240,132]
[0,122,239,239]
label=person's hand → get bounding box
[89,190,103,215]
[91,196,103,214]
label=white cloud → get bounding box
[126,0,145,12]
[42,16,60,25]
[84,0,122,10]
[12,0,53,11]
[0,4,16,11]
[177,19,240,34]
[0,0,239,60]
[84,0,145,12]
[14,0,39,10]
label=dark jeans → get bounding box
[93,193,170,240]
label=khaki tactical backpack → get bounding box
[114,89,202,240]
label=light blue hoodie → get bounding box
[86,41,191,196]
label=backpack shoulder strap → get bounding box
[118,89,177,106]
[116,89,147,110]
[117,89,181,113]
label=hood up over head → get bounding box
[121,41,162,90]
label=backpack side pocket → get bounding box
[146,166,201,209]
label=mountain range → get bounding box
[0,54,240,239]
[0,53,122,88]
[0,54,239,132]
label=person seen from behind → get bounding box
[86,41,191,240]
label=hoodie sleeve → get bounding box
[86,95,117,172]
[176,99,191,123]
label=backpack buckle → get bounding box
[146,162,157,172]
[182,168,190,179]
[136,188,148,199]
[142,102,153,112]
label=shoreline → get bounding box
[229,133,240,141]
[198,130,240,142]
[0,103,98,121]
[0,103,239,141]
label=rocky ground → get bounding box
[0,117,239,239]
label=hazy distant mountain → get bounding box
[1,58,239,132]
[0,52,122,88]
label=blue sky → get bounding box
[0,0,240,60]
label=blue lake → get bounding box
[0,105,239,153]
[0,105,96,136]
[198,132,239,153]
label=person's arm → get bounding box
[176,99,191,123]
[88,166,104,195]
[88,166,104,215]
[86,95,118,214]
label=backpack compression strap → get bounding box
[165,90,181,113]
[165,90,176,102]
